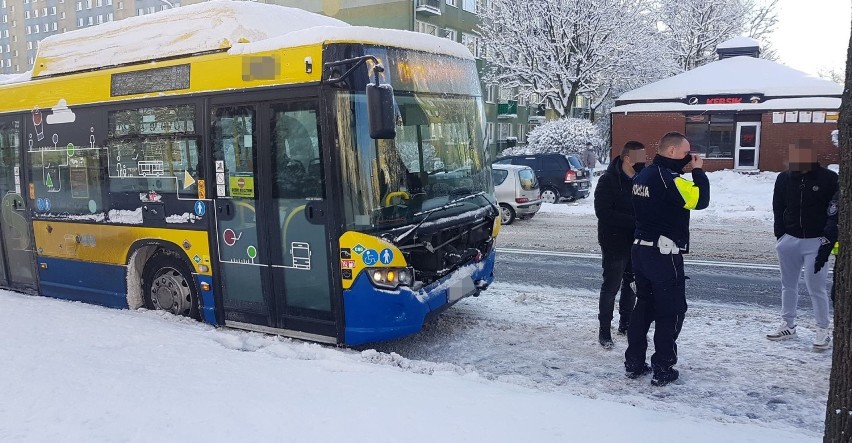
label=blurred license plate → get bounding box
[448,276,476,302]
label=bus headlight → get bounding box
[366,267,414,290]
[398,268,412,285]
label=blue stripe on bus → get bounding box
[343,249,496,346]
[195,275,217,325]
[37,257,128,309]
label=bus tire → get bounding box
[141,250,200,320]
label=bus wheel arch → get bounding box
[126,242,200,320]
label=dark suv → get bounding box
[494,153,591,203]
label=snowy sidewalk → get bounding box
[0,287,824,442]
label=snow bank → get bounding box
[0,289,819,442]
[541,169,778,224]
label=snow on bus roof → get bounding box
[34,0,348,77]
[229,25,475,61]
[34,0,473,78]
[0,72,31,85]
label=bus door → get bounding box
[0,118,37,291]
[211,101,336,342]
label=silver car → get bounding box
[492,164,542,225]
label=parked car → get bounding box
[494,153,591,203]
[491,164,542,225]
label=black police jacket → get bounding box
[772,164,838,239]
[631,155,710,252]
[595,156,637,249]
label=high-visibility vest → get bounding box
[832,242,839,255]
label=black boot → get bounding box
[598,325,613,349]
[617,318,629,335]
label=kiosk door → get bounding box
[735,122,761,170]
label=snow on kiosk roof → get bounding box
[32,0,473,78]
[615,56,842,103]
[715,36,760,50]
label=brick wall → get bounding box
[611,111,839,172]
[611,112,684,162]
[759,113,840,171]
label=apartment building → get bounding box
[0,0,558,156]
[0,0,206,74]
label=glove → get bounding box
[814,242,833,273]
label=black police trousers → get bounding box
[624,244,687,375]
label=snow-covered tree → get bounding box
[502,118,603,156]
[818,67,845,85]
[478,0,672,119]
[656,0,779,72]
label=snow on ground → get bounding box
[0,288,821,442]
[542,169,779,224]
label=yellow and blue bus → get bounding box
[0,2,498,345]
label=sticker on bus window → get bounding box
[229,175,255,198]
[197,180,206,200]
[69,157,89,199]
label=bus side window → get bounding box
[107,105,200,198]
[212,106,257,200]
[271,107,322,199]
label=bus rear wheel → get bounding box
[142,250,200,319]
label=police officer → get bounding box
[624,131,710,386]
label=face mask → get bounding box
[632,162,645,173]
[674,153,692,172]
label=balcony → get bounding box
[416,0,441,16]
[497,100,518,119]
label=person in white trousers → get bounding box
[767,146,838,349]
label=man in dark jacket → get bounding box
[594,141,646,348]
[768,146,838,349]
[624,132,709,387]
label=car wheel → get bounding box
[142,250,200,319]
[540,188,560,204]
[499,203,516,225]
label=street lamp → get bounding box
[159,0,175,8]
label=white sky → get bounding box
[772,0,851,76]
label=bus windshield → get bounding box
[336,90,491,233]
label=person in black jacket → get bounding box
[624,132,709,387]
[594,141,646,348]
[768,146,838,349]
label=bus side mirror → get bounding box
[366,82,396,140]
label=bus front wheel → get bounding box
[142,250,200,319]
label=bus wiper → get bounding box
[392,192,486,244]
